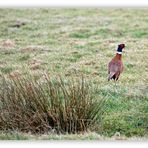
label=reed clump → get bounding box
[0,74,106,134]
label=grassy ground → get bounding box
[1,132,148,141]
[0,132,147,140]
[0,8,148,139]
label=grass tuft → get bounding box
[0,74,106,134]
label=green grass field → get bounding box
[0,8,148,140]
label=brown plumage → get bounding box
[108,44,125,81]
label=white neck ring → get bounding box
[117,51,122,54]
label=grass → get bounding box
[0,75,106,134]
[0,132,147,140]
[0,8,148,140]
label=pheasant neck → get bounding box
[115,53,122,60]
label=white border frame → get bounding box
[0,0,148,7]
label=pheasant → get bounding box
[108,44,125,81]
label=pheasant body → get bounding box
[108,44,125,81]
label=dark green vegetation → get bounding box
[0,8,148,139]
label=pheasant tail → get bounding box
[108,72,116,81]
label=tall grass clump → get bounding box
[0,74,106,134]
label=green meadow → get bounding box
[0,8,148,140]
